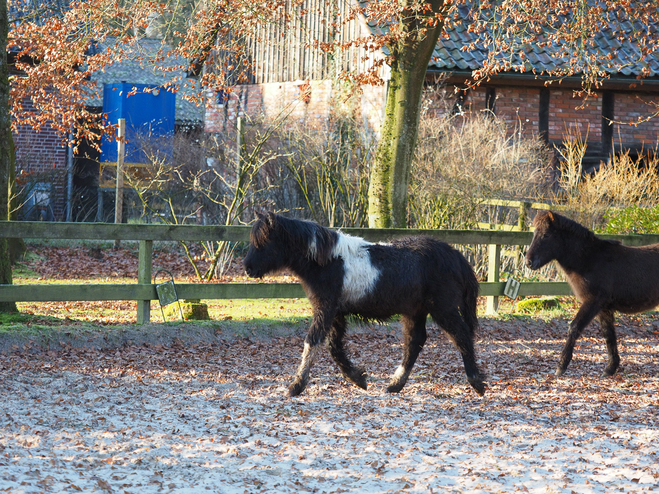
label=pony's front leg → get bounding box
[288,313,331,397]
[327,314,367,390]
[556,300,602,376]
[598,310,620,376]
[387,314,427,393]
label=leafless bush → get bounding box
[125,112,290,280]
[270,87,374,228]
[550,129,659,229]
[409,106,553,231]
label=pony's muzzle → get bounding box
[244,266,257,278]
[243,261,254,277]
[525,256,541,270]
[243,263,262,278]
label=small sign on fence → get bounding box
[154,269,183,321]
[504,277,521,300]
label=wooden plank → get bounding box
[0,222,252,242]
[174,283,307,299]
[0,284,157,302]
[477,222,524,232]
[0,283,307,302]
[4,221,659,247]
[341,227,536,245]
[480,198,554,211]
[611,235,659,247]
[486,243,501,313]
[0,282,572,302]
[478,282,572,297]
[136,240,153,324]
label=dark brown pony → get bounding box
[526,210,659,377]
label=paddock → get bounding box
[0,314,657,493]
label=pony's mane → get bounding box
[251,213,338,265]
[533,210,596,242]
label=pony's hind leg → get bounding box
[599,310,620,376]
[431,308,485,396]
[557,300,602,376]
[386,313,427,393]
[327,314,367,390]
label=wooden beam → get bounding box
[0,281,572,303]
[2,222,658,246]
[136,240,153,324]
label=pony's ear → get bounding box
[266,212,277,227]
[547,211,555,222]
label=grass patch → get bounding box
[0,312,32,326]
[180,298,311,323]
[481,296,576,322]
[516,296,562,313]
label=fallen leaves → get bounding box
[0,315,658,493]
[25,245,201,281]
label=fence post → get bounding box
[518,201,531,231]
[114,118,126,249]
[137,239,153,324]
[486,243,501,314]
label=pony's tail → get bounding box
[460,262,480,336]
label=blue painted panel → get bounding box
[100,83,175,165]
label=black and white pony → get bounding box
[243,212,485,397]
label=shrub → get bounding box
[409,102,552,230]
[601,205,659,234]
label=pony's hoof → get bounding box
[468,378,486,396]
[602,366,618,377]
[287,381,306,397]
[349,369,368,390]
[386,382,404,394]
[554,367,566,377]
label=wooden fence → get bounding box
[1,221,658,323]
[477,199,554,231]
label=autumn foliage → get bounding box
[6,0,659,147]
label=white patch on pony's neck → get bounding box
[332,233,380,303]
[308,237,318,261]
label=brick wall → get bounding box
[438,84,658,152]
[13,98,68,221]
[205,81,386,135]
[493,87,540,134]
[206,78,658,160]
[614,93,659,148]
[547,89,602,142]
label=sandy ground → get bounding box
[1,314,658,493]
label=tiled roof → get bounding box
[426,4,659,79]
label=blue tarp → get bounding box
[100,83,175,166]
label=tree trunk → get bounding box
[367,1,447,228]
[0,0,18,312]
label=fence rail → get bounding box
[2,221,658,323]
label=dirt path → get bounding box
[1,315,658,493]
